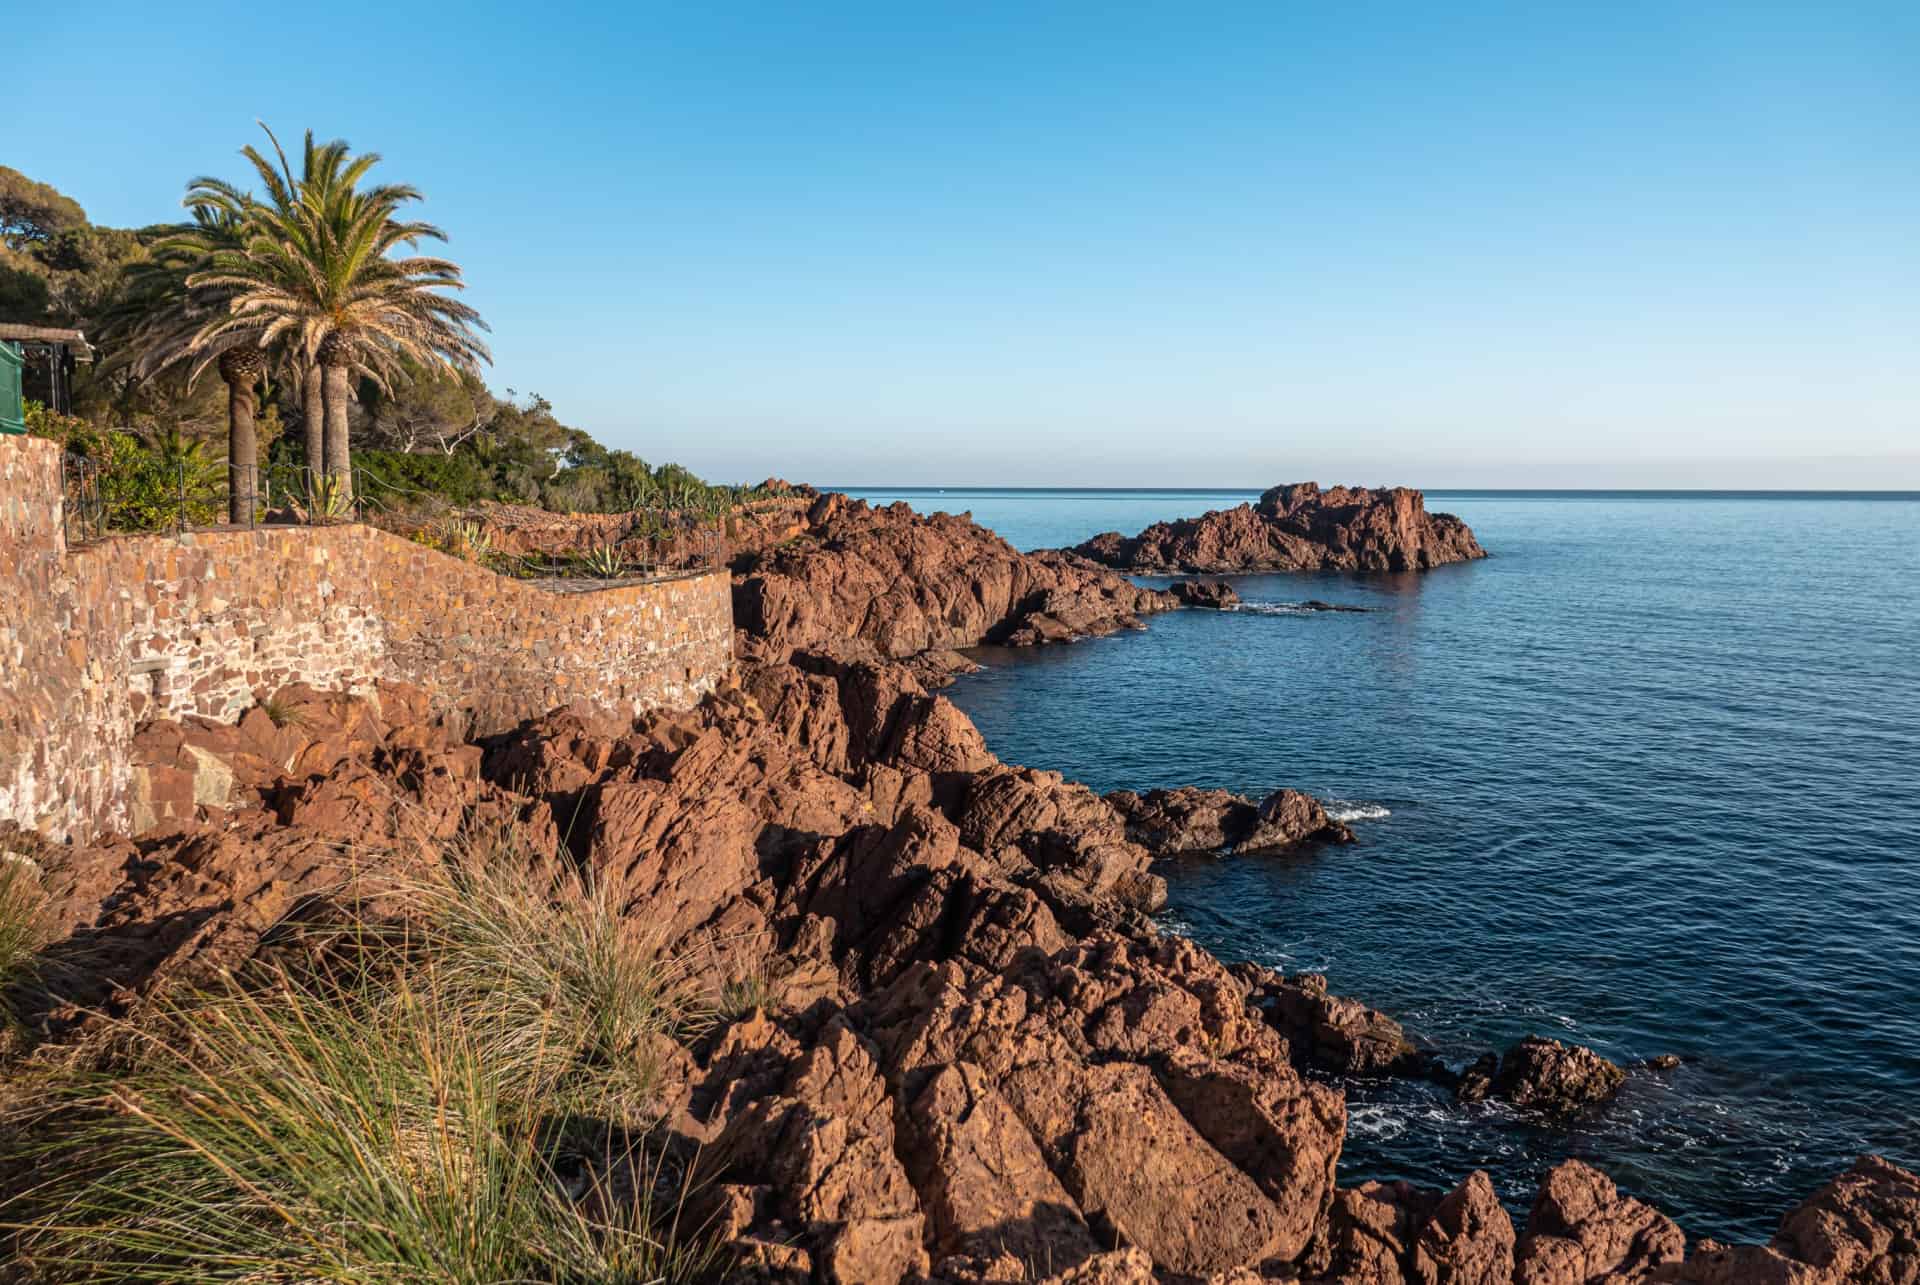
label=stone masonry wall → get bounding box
[0,434,733,842]
[1,435,133,841]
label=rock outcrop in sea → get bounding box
[1073,481,1488,573]
[1108,784,1355,855]
[732,494,1175,679]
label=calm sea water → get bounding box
[842,487,1920,1242]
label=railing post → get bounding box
[249,463,258,530]
[177,459,188,536]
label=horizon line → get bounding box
[825,484,1920,498]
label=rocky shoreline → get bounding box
[3,493,1912,1283]
[1072,482,1487,574]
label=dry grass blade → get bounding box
[0,837,721,1283]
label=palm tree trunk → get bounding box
[321,355,353,504]
[218,347,263,525]
[301,363,325,497]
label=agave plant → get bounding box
[310,473,355,522]
[579,543,627,580]
[430,517,495,564]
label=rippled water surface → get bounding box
[844,487,1920,1241]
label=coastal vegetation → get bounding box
[0,859,43,1030]
[0,840,718,1283]
[3,148,741,531]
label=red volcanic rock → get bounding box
[1245,969,1421,1077]
[902,1062,1102,1272]
[1241,788,1356,853]
[1515,1159,1686,1285]
[1171,579,1241,609]
[732,498,1174,667]
[1653,1243,1832,1284]
[1772,1155,1920,1283]
[1412,1170,1518,1285]
[955,767,1166,910]
[700,1016,931,1283]
[1308,1179,1443,1283]
[1647,1155,1920,1284]
[1107,785,1354,857]
[36,663,1920,1282]
[857,937,1346,1275]
[1073,482,1487,573]
[1482,1036,1627,1118]
[1301,1169,1512,1285]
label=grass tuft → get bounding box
[0,844,719,1283]
[255,694,309,730]
[0,858,45,1020]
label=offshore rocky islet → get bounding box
[6,483,1915,1283]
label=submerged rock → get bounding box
[1073,481,1487,574]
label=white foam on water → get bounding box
[1325,800,1392,822]
[1344,1104,1409,1141]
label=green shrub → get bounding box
[29,407,223,533]
[352,448,498,509]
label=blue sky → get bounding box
[16,1,1920,486]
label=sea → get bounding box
[840,486,1920,1243]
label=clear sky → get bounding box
[15,1,1920,487]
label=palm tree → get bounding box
[189,126,490,501]
[176,132,350,502]
[100,203,269,523]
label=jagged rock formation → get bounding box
[25,665,1920,1281]
[1456,1036,1628,1118]
[1107,785,1355,856]
[1243,969,1424,1078]
[1171,579,1241,609]
[1073,482,1487,573]
[732,497,1174,673]
[1515,1160,1686,1284]
[12,502,1920,1283]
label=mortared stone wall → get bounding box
[0,433,732,841]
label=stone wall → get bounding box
[1,434,131,841]
[0,434,733,841]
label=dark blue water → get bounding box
[845,487,1920,1242]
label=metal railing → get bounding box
[61,459,368,545]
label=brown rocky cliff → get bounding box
[17,501,1920,1283]
[1074,481,1486,573]
[732,496,1174,669]
[24,659,1920,1282]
